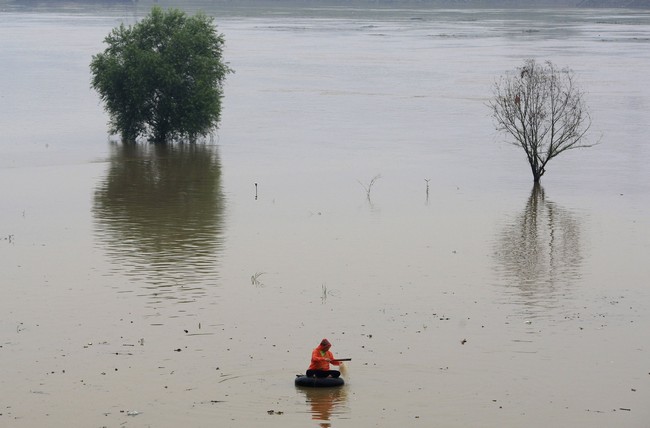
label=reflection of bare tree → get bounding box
[494,184,582,313]
[93,143,225,300]
[297,386,348,427]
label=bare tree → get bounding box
[489,59,593,182]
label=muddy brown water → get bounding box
[1,4,649,427]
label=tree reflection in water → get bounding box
[493,184,583,316]
[93,143,225,301]
[297,386,349,427]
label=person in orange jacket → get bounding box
[306,338,341,378]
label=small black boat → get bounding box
[294,374,344,387]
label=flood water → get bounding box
[1,3,650,427]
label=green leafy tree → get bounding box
[489,59,593,182]
[90,6,232,143]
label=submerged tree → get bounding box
[489,59,593,182]
[90,6,232,143]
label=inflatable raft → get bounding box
[295,374,344,387]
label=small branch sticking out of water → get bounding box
[251,272,265,287]
[425,178,431,204]
[358,174,382,201]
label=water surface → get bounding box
[1,5,649,427]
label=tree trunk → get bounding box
[530,164,542,183]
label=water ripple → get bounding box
[492,184,584,318]
[93,143,226,301]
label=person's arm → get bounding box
[327,351,340,366]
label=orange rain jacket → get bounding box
[308,345,340,371]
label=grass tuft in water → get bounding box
[251,272,265,287]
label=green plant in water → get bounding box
[251,272,265,287]
[90,6,232,143]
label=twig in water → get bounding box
[251,272,265,287]
[425,178,431,204]
[358,174,382,200]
